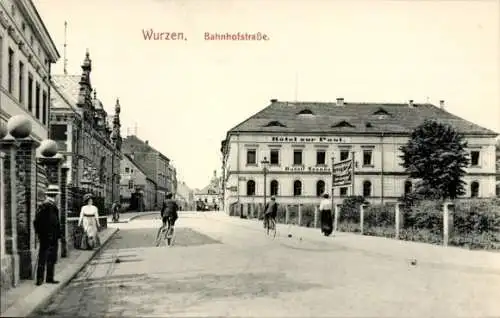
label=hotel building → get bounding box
[221,98,498,212]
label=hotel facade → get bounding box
[221,98,498,213]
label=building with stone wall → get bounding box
[221,98,499,214]
[0,0,59,295]
[121,134,176,207]
[120,153,157,211]
[50,52,122,217]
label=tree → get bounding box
[399,119,470,200]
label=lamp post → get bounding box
[261,156,270,210]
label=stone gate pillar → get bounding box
[0,143,20,287]
[15,138,40,280]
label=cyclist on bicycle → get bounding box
[263,196,278,228]
[161,192,179,229]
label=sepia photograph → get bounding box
[0,0,499,316]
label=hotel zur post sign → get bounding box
[270,136,349,143]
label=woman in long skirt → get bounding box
[78,194,101,250]
[319,193,333,236]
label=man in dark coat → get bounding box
[264,196,278,227]
[33,188,61,286]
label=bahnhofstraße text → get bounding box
[142,29,271,41]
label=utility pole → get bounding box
[63,21,68,75]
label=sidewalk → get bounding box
[0,227,119,317]
[204,212,500,273]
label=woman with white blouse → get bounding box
[78,194,101,249]
[319,193,333,236]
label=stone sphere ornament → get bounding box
[39,139,58,157]
[7,115,32,139]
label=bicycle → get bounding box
[154,218,175,247]
[264,215,277,238]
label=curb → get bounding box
[5,228,120,317]
[127,212,159,222]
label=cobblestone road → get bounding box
[33,213,500,317]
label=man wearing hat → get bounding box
[33,185,61,285]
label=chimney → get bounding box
[408,100,414,108]
[270,99,278,103]
[145,140,149,145]
[336,97,344,106]
[439,100,445,109]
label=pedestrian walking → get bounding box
[78,193,101,250]
[33,186,61,286]
[111,200,120,222]
[319,193,333,236]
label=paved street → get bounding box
[33,212,500,317]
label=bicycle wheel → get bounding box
[155,226,166,246]
[166,227,175,246]
[269,219,277,238]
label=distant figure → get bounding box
[319,193,333,236]
[111,201,120,222]
[78,194,101,250]
[34,188,61,286]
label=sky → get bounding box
[34,0,500,190]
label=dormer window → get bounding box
[373,107,391,119]
[332,120,355,128]
[264,121,287,127]
[296,108,314,115]
[365,122,373,128]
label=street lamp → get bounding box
[261,156,270,209]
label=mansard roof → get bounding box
[51,75,81,109]
[227,100,498,136]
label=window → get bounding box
[404,181,412,194]
[340,150,349,161]
[264,121,287,127]
[246,149,256,165]
[125,167,130,173]
[340,187,348,197]
[35,82,41,119]
[18,61,24,103]
[332,120,355,128]
[316,180,325,196]
[8,48,14,93]
[363,180,372,197]
[270,149,279,165]
[128,180,134,189]
[293,150,302,165]
[316,150,326,165]
[470,151,480,166]
[42,91,47,125]
[28,73,33,111]
[293,180,302,196]
[470,181,479,198]
[363,150,373,166]
[246,180,255,196]
[270,180,279,196]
